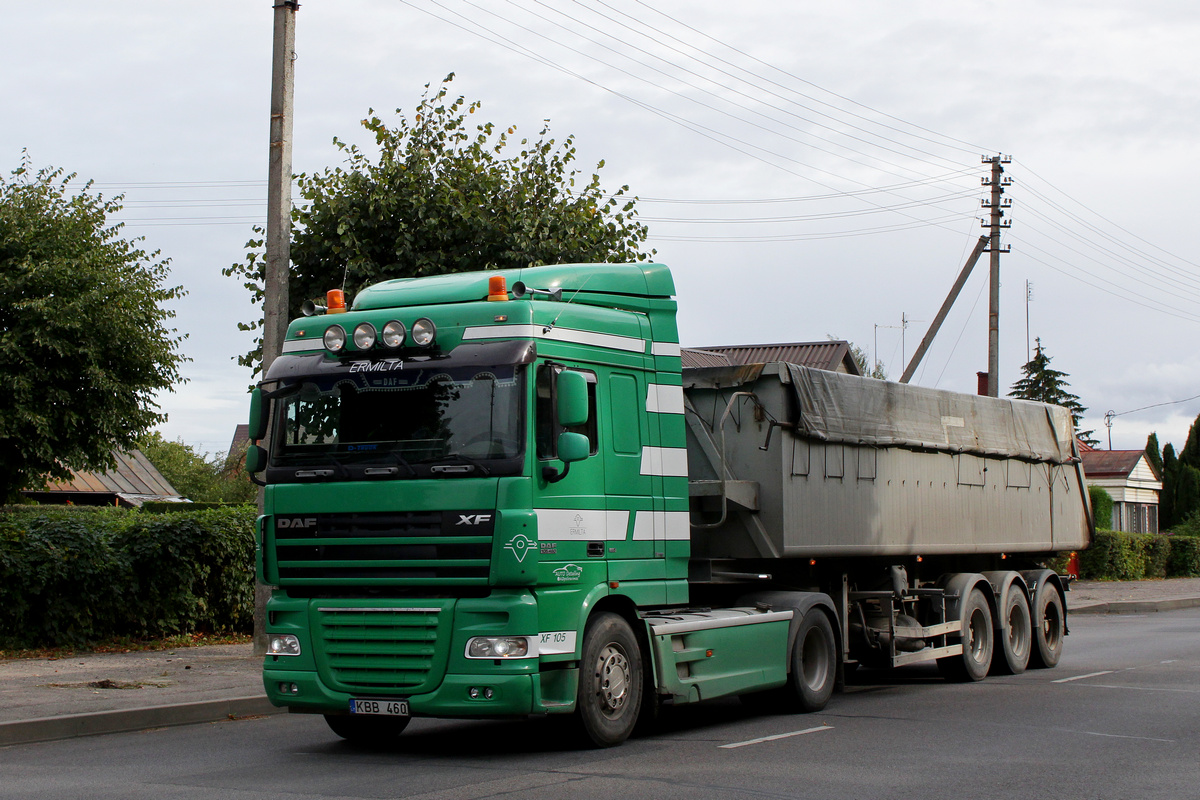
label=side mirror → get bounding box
[248,388,268,441]
[557,431,589,464]
[556,370,589,427]
[245,444,267,475]
[542,432,589,484]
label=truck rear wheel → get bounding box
[790,611,836,712]
[576,612,643,747]
[938,587,993,682]
[324,714,410,742]
[1029,582,1065,669]
[991,585,1032,675]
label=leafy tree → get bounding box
[226,75,653,375]
[137,432,256,504]
[830,336,886,379]
[1008,337,1097,446]
[0,157,186,501]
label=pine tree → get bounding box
[1145,432,1163,477]
[1009,338,1097,446]
[1162,444,1178,528]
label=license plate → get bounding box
[349,698,409,716]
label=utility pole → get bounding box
[981,155,1011,397]
[256,0,298,657]
[265,1,298,380]
[1025,279,1034,362]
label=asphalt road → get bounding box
[3,608,1197,800]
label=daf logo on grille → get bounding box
[456,514,492,526]
[278,517,318,529]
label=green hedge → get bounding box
[1077,528,1200,580]
[0,505,256,648]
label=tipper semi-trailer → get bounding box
[248,262,1093,747]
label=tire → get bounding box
[938,587,993,682]
[1029,582,1065,669]
[740,611,837,714]
[324,713,410,742]
[991,585,1032,675]
[790,611,837,712]
[576,612,643,747]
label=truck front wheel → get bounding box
[324,714,410,743]
[576,612,643,747]
[938,586,993,682]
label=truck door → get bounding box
[532,362,612,569]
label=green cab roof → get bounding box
[352,262,675,311]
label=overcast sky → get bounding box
[3,1,1198,457]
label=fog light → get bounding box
[412,317,436,347]
[323,325,346,353]
[267,634,302,656]
[353,322,377,350]
[469,687,480,699]
[483,688,494,699]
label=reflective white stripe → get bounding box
[533,508,629,541]
[640,446,689,477]
[282,339,321,353]
[646,383,684,414]
[651,341,682,357]
[632,510,691,541]
[462,324,645,353]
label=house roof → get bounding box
[228,424,250,461]
[1080,449,1159,480]
[25,450,186,506]
[683,340,862,375]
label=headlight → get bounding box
[465,636,536,659]
[268,634,302,656]
[381,320,406,348]
[412,318,437,348]
[353,322,377,350]
[323,325,346,353]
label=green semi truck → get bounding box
[248,262,1092,747]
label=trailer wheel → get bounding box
[991,585,1032,675]
[1029,582,1065,669]
[938,587,993,682]
[324,714,409,742]
[576,612,643,747]
[789,611,837,712]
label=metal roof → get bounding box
[1080,450,1159,480]
[28,450,185,506]
[683,340,861,375]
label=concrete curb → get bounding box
[0,695,284,747]
[1070,596,1200,615]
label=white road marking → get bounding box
[720,725,833,749]
[1052,670,1115,683]
[1081,731,1176,743]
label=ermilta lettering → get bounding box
[349,360,403,373]
[277,517,318,529]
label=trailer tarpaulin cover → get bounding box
[784,364,1076,464]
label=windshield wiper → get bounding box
[361,451,417,478]
[417,452,491,476]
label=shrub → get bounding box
[1145,534,1171,579]
[0,505,255,648]
[1166,535,1200,577]
[1088,485,1114,529]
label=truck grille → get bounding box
[314,606,447,692]
[273,511,493,586]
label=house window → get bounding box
[1111,502,1123,531]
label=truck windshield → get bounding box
[270,364,524,477]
